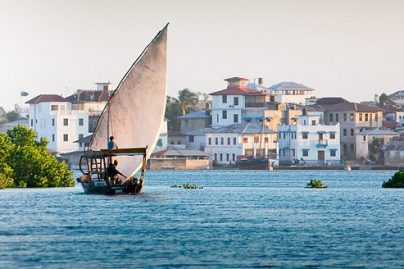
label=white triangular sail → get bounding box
[90,25,168,177]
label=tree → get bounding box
[6,111,19,122]
[178,88,198,115]
[165,96,181,130]
[0,134,14,189]
[1,126,75,188]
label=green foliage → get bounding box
[306,179,327,188]
[178,88,198,116]
[6,111,19,122]
[0,126,74,188]
[170,183,203,189]
[165,96,181,131]
[382,170,404,188]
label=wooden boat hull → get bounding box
[81,180,143,195]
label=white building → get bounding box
[210,77,273,127]
[389,90,404,106]
[278,113,340,164]
[26,94,90,153]
[204,123,278,165]
[267,82,315,105]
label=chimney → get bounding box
[258,77,263,85]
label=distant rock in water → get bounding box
[382,170,404,188]
[306,179,327,188]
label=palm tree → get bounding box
[178,88,198,115]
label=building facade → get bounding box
[355,128,398,161]
[278,114,341,165]
[204,123,278,165]
[26,94,90,153]
[267,82,315,105]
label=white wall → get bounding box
[212,95,244,127]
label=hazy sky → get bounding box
[1,0,404,110]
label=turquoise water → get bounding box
[0,170,403,268]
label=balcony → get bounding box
[317,139,328,148]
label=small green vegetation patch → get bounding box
[170,183,203,189]
[306,179,327,188]
[382,170,404,188]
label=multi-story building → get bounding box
[267,82,315,105]
[178,110,211,133]
[308,98,383,161]
[278,113,340,165]
[26,94,90,153]
[355,128,398,161]
[204,123,278,165]
[389,90,404,106]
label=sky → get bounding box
[1,0,404,110]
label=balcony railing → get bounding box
[317,139,328,147]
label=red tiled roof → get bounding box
[26,94,68,104]
[315,97,349,105]
[210,87,267,96]
[66,89,111,103]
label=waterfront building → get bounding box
[149,148,211,170]
[204,123,278,165]
[177,110,211,133]
[26,94,90,153]
[278,113,341,165]
[355,128,399,160]
[267,82,315,105]
[307,98,383,161]
[383,134,404,166]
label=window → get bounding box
[233,114,239,123]
[302,149,309,157]
[350,129,354,136]
[375,113,378,122]
[208,137,212,145]
[233,137,237,145]
[243,137,248,143]
[311,120,316,125]
[232,154,235,162]
[302,132,308,139]
[189,135,194,142]
[264,137,269,143]
[330,133,336,139]
[52,134,55,142]
[79,118,84,126]
[31,119,33,127]
[329,113,333,122]
[365,113,369,121]
[226,154,229,162]
[52,118,55,126]
[79,134,84,147]
[350,113,354,121]
[343,144,347,151]
[254,136,259,143]
[63,134,68,142]
[227,137,231,145]
[336,113,339,122]
[291,149,295,157]
[343,113,347,121]
[215,137,218,145]
[222,95,227,103]
[343,129,347,136]
[350,144,354,151]
[362,135,366,142]
[330,149,337,157]
[63,118,68,126]
[220,153,223,161]
[214,153,217,161]
[234,97,239,106]
[222,110,227,119]
[51,105,58,111]
[359,113,363,121]
[283,133,286,139]
[216,114,219,123]
[221,137,224,145]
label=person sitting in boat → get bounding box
[107,160,126,184]
[108,136,118,150]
